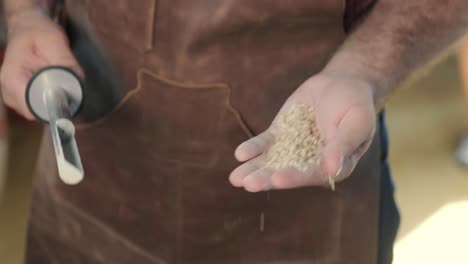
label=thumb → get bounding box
[321,105,375,182]
[37,35,84,79]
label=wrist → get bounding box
[5,7,42,33]
[322,52,388,110]
[4,1,54,26]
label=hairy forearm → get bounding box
[3,0,55,20]
[324,0,468,108]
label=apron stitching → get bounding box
[144,0,158,52]
[76,68,254,139]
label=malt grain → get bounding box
[264,104,322,172]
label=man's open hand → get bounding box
[230,73,376,192]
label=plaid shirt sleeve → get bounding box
[344,0,377,32]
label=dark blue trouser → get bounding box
[377,112,401,264]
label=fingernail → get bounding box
[335,165,342,178]
[329,165,342,191]
[328,176,335,191]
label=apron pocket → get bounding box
[76,68,252,167]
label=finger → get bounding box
[336,106,375,158]
[16,58,48,118]
[322,106,375,182]
[243,167,275,192]
[270,166,325,189]
[229,156,263,187]
[334,138,374,183]
[1,62,42,120]
[335,152,360,183]
[37,36,84,79]
[2,95,36,120]
[320,139,343,184]
[6,79,35,120]
[235,131,273,162]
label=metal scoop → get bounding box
[26,66,84,185]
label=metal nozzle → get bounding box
[26,67,84,185]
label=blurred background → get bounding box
[0,38,468,264]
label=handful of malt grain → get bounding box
[264,104,322,172]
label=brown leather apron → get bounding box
[25,1,381,263]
